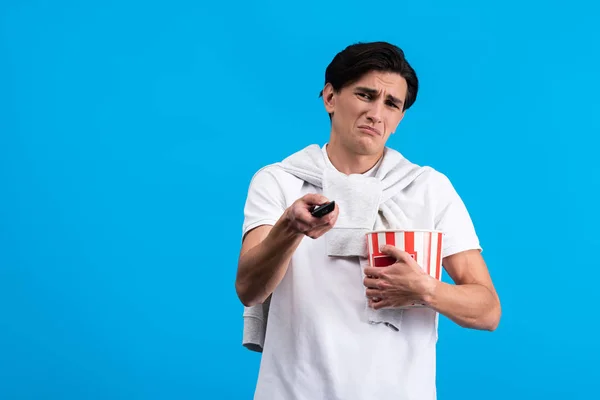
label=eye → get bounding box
[386,100,399,109]
[356,92,371,100]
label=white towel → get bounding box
[242,144,433,352]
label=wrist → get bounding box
[418,274,438,305]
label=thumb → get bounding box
[379,244,407,261]
[303,193,330,206]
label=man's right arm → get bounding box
[235,220,303,307]
[235,193,338,307]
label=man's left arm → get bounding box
[422,249,501,331]
[425,171,501,331]
[364,171,501,331]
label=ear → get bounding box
[322,83,336,114]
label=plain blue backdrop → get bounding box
[1,0,599,399]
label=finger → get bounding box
[363,277,380,289]
[305,223,333,239]
[329,205,340,225]
[379,244,405,260]
[363,267,383,278]
[368,298,386,309]
[313,215,336,232]
[305,211,338,237]
[366,288,383,298]
[308,216,332,230]
[311,212,335,228]
[320,208,338,225]
[307,207,338,231]
[302,193,330,206]
[294,220,313,233]
[296,209,330,229]
[380,245,415,264]
[371,299,390,310]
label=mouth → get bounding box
[357,125,381,136]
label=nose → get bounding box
[366,101,383,124]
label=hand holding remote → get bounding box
[284,195,338,239]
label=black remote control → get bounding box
[311,201,335,218]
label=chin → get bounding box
[354,142,382,156]
[353,136,382,155]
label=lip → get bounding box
[358,125,381,136]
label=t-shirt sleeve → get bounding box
[433,172,482,258]
[242,166,288,239]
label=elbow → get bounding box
[461,298,501,331]
[235,279,262,307]
[235,280,252,307]
[482,313,500,332]
[481,300,502,331]
[235,266,254,307]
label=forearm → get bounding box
[236,218,304,307]
[421,279,501,331]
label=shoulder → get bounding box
[402,163,456,196]
[417,168,466,211]
[248,163,305,192]
[383,147,454,191]
[245,163,308,210]
[422,168,456,192]
[389,155,464,211]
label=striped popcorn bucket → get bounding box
[366,230,444,307]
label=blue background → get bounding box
[1,0,599,399]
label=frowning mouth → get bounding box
[358,125,382,136]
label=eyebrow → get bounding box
[355,86,404,105]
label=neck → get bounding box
[326,136,383,175]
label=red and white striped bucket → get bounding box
[366,230,444,280]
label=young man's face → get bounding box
[323,70,408,156]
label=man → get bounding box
[235,41,501,400]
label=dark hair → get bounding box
[319,41,418,111]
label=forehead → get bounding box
[347,70,407,96]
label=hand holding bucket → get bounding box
[364,230,443,309]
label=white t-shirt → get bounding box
[241,146,481,400]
